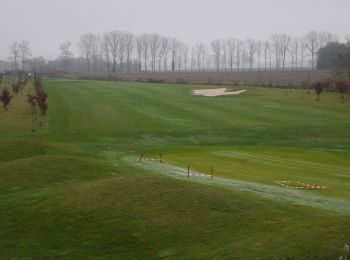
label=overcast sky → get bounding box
[1,0,349,60]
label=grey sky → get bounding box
[1,0,349,60]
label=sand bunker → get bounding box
[192,88,247,97]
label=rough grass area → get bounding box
[0,79,349,258]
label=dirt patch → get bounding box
[192,88,247,97]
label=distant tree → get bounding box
[195,44,204,71]
[317,42,349,70]
[256,40,262,71]
[8,42,20,72]
[263,41,270,71]
[182,44,189,72]
[314,82,325,101]
[289,38,299,71]
[30,57,46,74]
[18,40,32,70]
[101,33,111,73]
[226,38,236,72]
[136,35,143,72]
[78,33,95,73]
[236,40,243,72]
[300,37,308,70]
[90,35,100,73]
[141,34,150,72]
[124,32,134,73]
[108,31,121,73]
[0,88,12,111]
[201,45,208,72]
[170,38,179,72]
[59,41,73,71]
[279,34,291,70]
[211,39,221,72]
[318,31,338,48]
[305,31,319,70]
[176,43,182,71]
[246,39,257,72]
[149,34,160,72]
[271,34,282,69]
[336,80,348,102]
[221,39,227,72]
[118,33,126,73]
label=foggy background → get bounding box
[1,0,350,59]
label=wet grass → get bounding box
[0,79,349,258]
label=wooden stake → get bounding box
[187,165,190,178]
[139,153,144,161]
[160,153,163,163]
[211,166,214,179]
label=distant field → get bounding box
[0,79,349,258]
[66,70,332,86]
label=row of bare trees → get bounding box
[74,31,192,74]
[73,30,340,73]
[5,31,346,74]
[211,31,339,72]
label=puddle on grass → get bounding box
[123,156,350,215]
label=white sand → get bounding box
[192,88,247,97]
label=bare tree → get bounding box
[256,41,262,71]
[136,35,143,72]
[158,36,170,71]
[277,34,291,70]
[271,34,282,70]
[141,34,150,72]
[149,34,160,72]
[182,44,189,72]
[201,45,208,72]
[290,37,299,71]
[246,39,257,72]
[236,40,243,72]
[78,33,95,73]
[211,39,221,72]
[263,41,270,71]
[124,32,134,73]
[177,42,184,71]
[8,42,20,71]
[318,31,338,48]
[196,44,203,71]
[300,37,308,70]
[221,39,227,72]
[90,34,100,72]
[170,38,179,72]
[59,41,73,72]
[190,47,195,72]
[118,33,126,73]
[18,40,31,70]
[108,31,121,73]
[101,34,111,73]
[305,31,319,70]
[226,38,236,72]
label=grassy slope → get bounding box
[0,79,350,258]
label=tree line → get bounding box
[4,31,349,74]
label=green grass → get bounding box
[0,79,350,258]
